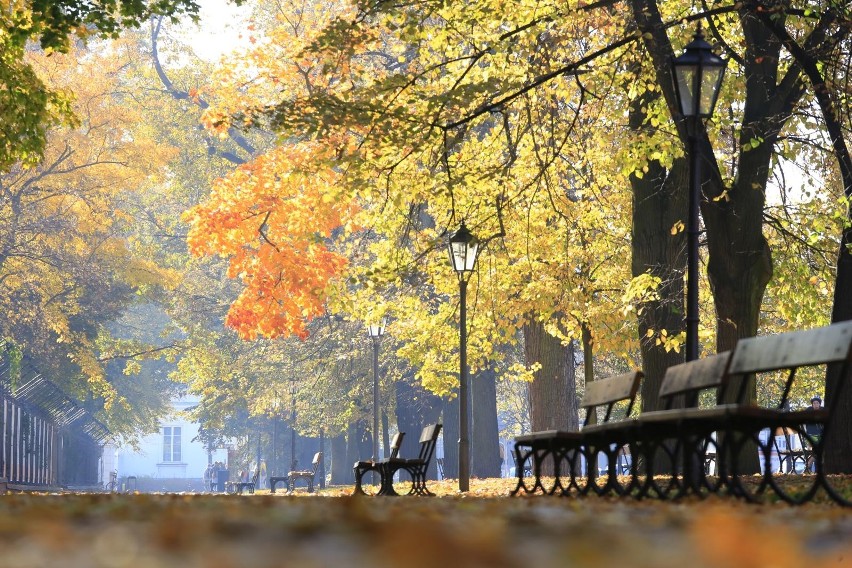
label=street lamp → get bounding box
[366,317,386,468]
[671,24,726,362]
[448,221,479,492]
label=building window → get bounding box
[162,426,181,462]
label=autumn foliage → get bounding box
[183,142,353,339]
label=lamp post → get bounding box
[671,24,726,362]
[448,221,479,492]
[367,318,386,470]
[290,383,297,470]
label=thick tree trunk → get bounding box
[629,106,690,475]
[630,157,689,413]
[344,420,371,485]
[471,365,500,478]
[330,434,349,485]
[442,395,460,479]
[823,115,852,474]
[704,118,774,394]
[630,2,804,475]
[581,324,594,425]
[524,319,578,431]
[826,234,852,473]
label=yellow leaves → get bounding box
[808,275,830,297]
[622,273,662,308]
[671,220,685,235]
[123,360,142,376]
[503,362,541,383]
[644,328,686,352]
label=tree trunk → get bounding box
[618,14,690,417]
[329,434,348,485]
[524,319,577,431]
[824,99,852,473]
[630,156,689,413]
[581,324,595,426]
[630,2,806,475]
[471,365,500,478]
[826,206,852,474]
[344,420,370,485]
[442,395,460,479]
[629,150,690,481]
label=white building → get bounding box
[115,396,226,492]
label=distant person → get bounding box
[203,464,214,492]
[804,395,824,472]
[259,460,268,489]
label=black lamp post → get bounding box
[671,25,726,362]
[448,221,479,492]
[290,383,297,470]
[367,318,386,470]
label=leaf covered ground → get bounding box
[2,477,852,568]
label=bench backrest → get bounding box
[580,371,643,426]
[416,423,442,464]
[310,452,323,474]
[389,432,405,459]
[726,321,852,410]
[658,351,732,408]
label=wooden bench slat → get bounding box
[658,351,731,398]
[581,371,643,409]
[728,320,852,374]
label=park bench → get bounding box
[352,424,441,496]
[382,423,441,496]
[715,321,852,504]
[510,321,852,506]
[511,370,643,497]
[226,470,259,495]
[627,321,852,504]
[270,452,323,494]
[352,431,405,496]
[625,351,733,499]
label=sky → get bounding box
[178,0,251,62]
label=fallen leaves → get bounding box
[1,478,851,567]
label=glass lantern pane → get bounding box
[464,242,479,271]
[675,65,698,116]
[450,241,468,272]
[699,67,724,116]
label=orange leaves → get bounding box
[183,142,355,340]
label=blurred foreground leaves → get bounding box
[1,478,851,568]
